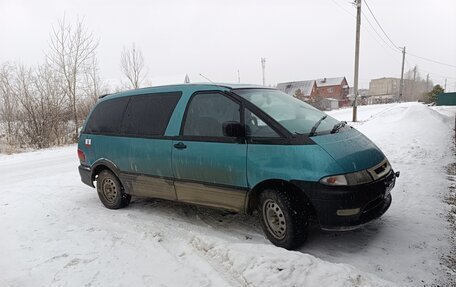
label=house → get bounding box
[276,80,317,101]
[277,77,350,108]
[315,77,350,104]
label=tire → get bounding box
[258,187,309,249]
[96,170,131,209]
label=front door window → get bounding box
[183,93,240,138]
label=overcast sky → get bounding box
[1,0,455,90]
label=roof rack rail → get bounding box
[98,94,110,99]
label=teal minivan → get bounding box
[78,83,399,249]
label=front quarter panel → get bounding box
[247,144,344,187]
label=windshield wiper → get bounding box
[308,115,327,137]
[330,121,347,134]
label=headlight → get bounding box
[320,174,347,186]
[320,170,373,186]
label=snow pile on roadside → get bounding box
[191,236,395,287]
[324,102,454,285]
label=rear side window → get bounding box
[121,92,182,137]
[84,97,129,134]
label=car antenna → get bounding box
[199,73,215,84]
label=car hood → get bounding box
[311,128,385,173]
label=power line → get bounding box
[363,0,401,50]
[328,0,401,62]
[406,52,456,68]
[362,24,402,66]
[328,0,456,85]
[361,10,400,54]
[405,59,453,79]
[363,0,456,69]
[329,0,400,57]
[419,68,456,80]
[329,0,355,18]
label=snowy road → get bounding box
[0,103,454,286]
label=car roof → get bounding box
[101,83,271,101]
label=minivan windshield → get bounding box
[234,89,341,136]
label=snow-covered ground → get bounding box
[0,103,454,287]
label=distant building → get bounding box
[276,77,350,109]
[347,88,369,104]
[320,98,339,111]
[368,77,428,103]
[367,77,400,104]
[276,80,317,102]
[315,77,349,103]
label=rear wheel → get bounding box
[96,170,131,209]
[258,187,308,249]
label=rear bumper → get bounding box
[78,165,94,187]
[292,170,396,230]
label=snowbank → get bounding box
[191,236,394,287]
[323,102,454,285]
[0,102,453,286]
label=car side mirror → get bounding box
[222,121,245,138]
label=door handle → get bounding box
[173,142,187,149]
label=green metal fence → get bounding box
[437,92,456,106]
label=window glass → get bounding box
[84,97,129,134]
[122,92,181,137]
[183,93,240,137]
[245,108,280,138]
[235,89,339,136]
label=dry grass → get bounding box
[0,142,19,155]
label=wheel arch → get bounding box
[90,158,121,184]
[245,179,316,217]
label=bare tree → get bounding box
[8,63,70,149]
[13,65,46,148]
[35,63,69,145]
[47,16,98,141]
[120,43,147,89]
[0,63,17,145]
[79,56,106,120]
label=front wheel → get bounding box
[258,188,309,249]
[96,170,131,209]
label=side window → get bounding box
[122,92,181,137]
[245,108,280,138]
[84,97,129,134]
[183,93,240,137]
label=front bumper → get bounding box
[292,170,396,230]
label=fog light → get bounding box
[337,208,360,216]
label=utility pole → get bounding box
[261,57,266,86]
[399,46,406,102]
[445,78,447,91]
[352,0,361,122]
[411,65,417,101]
[237,70,241,83]
[426,74,429,92]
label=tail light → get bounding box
[77,149,86,162]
